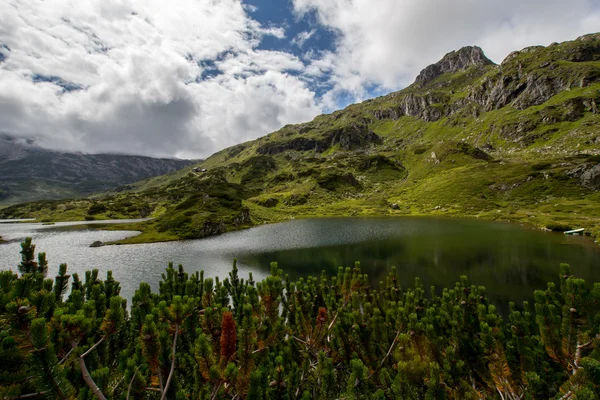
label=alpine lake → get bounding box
[1,217,599,314]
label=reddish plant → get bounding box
[220,311,237,361]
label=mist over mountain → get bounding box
[0,134,196,205]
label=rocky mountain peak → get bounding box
[415,46,495,85]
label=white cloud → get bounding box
[0,0,318,158]
[293,0,600,106]
[185,71,320,159]
[1,0,598,158]
[243,3,259,13]
[292,29,316,48]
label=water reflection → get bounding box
[1,217,599,313]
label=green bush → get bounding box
[587,154,600,163]
[87,203,107,215]
[531,162,552,171]
[546,223,572,231]
[413,146,428,155]
[156,213,191,232]
[2,240,599,399]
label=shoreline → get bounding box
[2,204,598,247]
[94,207,600,246]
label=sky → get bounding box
[0,0,599,159]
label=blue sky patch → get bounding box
[32,74,83,92]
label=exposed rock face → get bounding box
[256,123,381,155]
[200,220,226,237]
[370,35,600,127]
[470,36,600,111]
[316,173,361,191]
[233,207,251,226]
[399,94,445,122]
[581,164,600,190]
[257,137,328,155]
[469,72,575,111]
[559,33,600,62]
[328,125,382,150]
[416,46,494,85]
[371,93,447,122]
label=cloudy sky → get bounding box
[1,0,599,159]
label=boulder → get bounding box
[581,163,600,190]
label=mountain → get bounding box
[0,134,196,205]
[2,33,600,242]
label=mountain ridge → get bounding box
[2,33,600,243]
[415,45,494,85]
[0,134,196,205]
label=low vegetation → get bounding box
[1,239,600,399]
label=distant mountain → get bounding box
[0,134,196,204]
[3,33,600,242]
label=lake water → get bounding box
[1,217,599,311]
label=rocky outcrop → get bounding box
[469,72,575,111]
[256,123,381,155]
[567,162,600,190]
[556,33,600,62]
[233,207,251,226]
[358,155,405,171]
[469,35,600,111]
[401,94,446,121]
[327,124,382,150]
[316,173,361,191]
[200,220,226,237]
[454,142,492,161]
[416,46,494,85]
[371,35,600,126]
[257,137,328,155]
[371,93,447,122]
[581,164,600,190]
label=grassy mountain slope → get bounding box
[2,34,600,243]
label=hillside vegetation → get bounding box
[2,34,600,243]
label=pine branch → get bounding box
[559,390,574,400]
[291,335,308,345]
[7,391,49,399]
[126,366,140,400]
[380,331,400,367]
[160,323,179,400]
[108,373,127,396]
[80,336,105,358]
[57,347,75,365]
[72,337,107,400]
[158,365,164,394]
[327,311,338,333]
[573,337,595,371]
[210,381,222,400]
